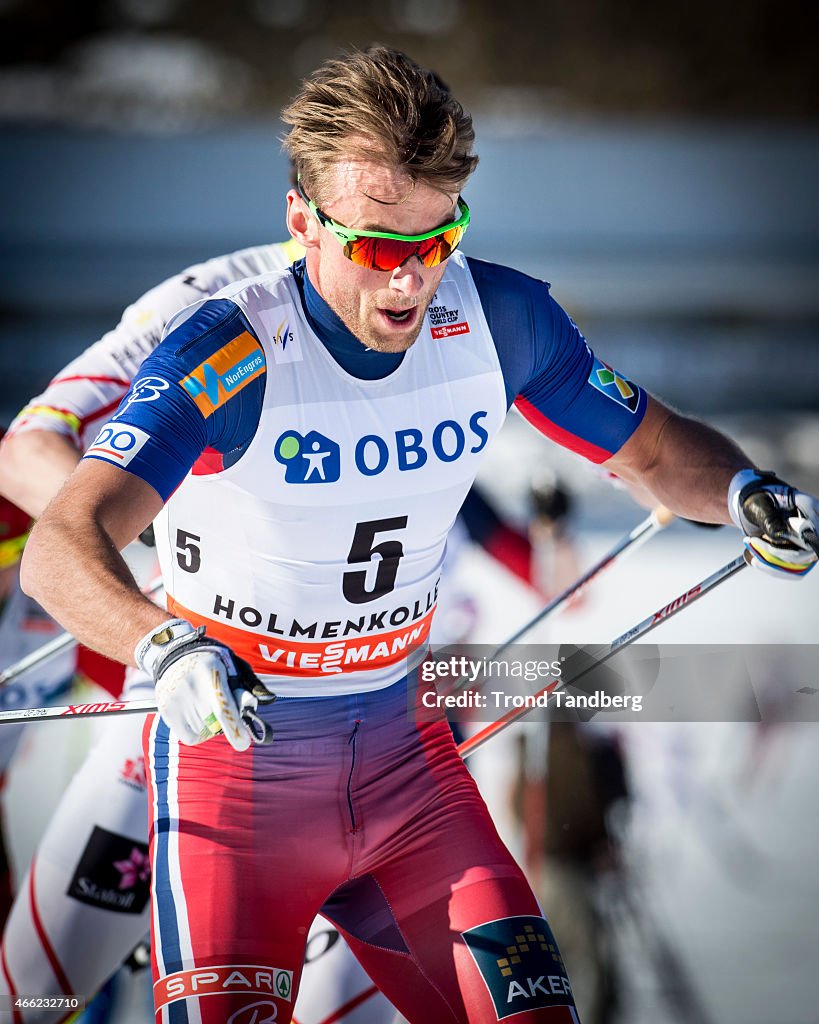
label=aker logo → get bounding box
[427,280,470,340]
[67,826,150,914]
[588,357,640,413]
[275,430,341,484]
[86,423,152,468]
[180,331,266,417]
[461,916,575,1019]
[154,964,294,1011]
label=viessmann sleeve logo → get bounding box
[179,331,266,417]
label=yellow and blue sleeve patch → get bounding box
[587,357,641,413]
[179,331,266,418]
[84,299,266,500]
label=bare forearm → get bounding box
[0,431,82,518]
[607,400,752,524]
[20,467,169,665]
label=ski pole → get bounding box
[440,505,676,700]
[0,553,748,733]
[0,505,671,701]
[0,577,163,689]
[455,552,749,760]
[487,505,676,662]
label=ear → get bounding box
[286,189,320,249]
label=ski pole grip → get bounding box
[652,506,676,529]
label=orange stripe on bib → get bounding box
[166,596,434,678]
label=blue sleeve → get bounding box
[82,299,266,499]
[468,257,647,463]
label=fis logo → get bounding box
[588,357,641,413]
[180,332,265,417]
[258,306,303,364]
[274,319,291,350]
[275,430,341,483]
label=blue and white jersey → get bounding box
[84,252,647,695]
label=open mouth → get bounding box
[378,306,418,329]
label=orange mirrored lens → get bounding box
[344,225,465,271]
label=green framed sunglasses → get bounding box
[296,179,470,272]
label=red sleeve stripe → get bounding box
[51,374,130,388]
[0,934,21,1024]
[29,854,73,996]
[192,447,225,476]
[78,397,128,429]
[514,396,613,464]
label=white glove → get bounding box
[135,619,276,751]
[729,469,819,578]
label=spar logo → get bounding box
[273,411,489,484]
[154,965,294,1011]
[180,331,266,418]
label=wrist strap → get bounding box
[728,468,773,529]
[134,618,198,677]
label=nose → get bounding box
[388,256,425,298]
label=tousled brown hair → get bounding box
[281,46,478,205]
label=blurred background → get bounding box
[1,2,818,1023]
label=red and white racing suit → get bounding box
[85,255,585,1023]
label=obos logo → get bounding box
[86,423,152,468]
[275,430,341,483]
[274,412,489,484]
